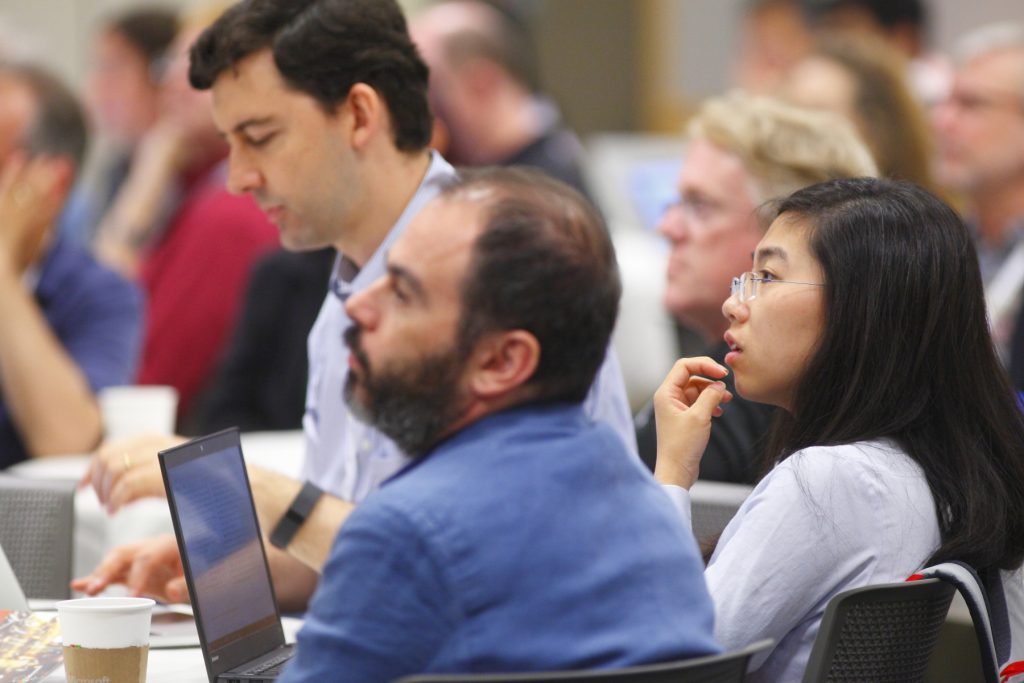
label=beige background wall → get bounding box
[0,0,1021,137]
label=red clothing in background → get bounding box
[137,161,278,422]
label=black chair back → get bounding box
[394,639,772,683]
[801,578,955,683]
[0,476,75,600]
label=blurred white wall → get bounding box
[3,0,1023,104]
[657,0,1024,100]
[0,0,427,89]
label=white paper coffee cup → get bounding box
[98,385,179,439]
[57,597,154,683]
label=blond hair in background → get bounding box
[688,90,878,206]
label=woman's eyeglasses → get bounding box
[730,271,824,303]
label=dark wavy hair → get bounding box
[801,0,926,32]
[444,167,621,404]
[766,177,1024,571]
[105,7,178,65]
[188,0,431,152]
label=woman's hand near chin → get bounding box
[653,356,733,489]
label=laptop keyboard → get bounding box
[241,650,293,676]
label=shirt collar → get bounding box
[972,218,1024,284]
[384,401,588,484]
[329,151,456,303]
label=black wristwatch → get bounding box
[269,481,324,550]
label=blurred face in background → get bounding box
[734,0,814,94]
[932,48,1024,194]
[410,6,487,165]
[88,28,161,146]
[782,56,860,129]
[0,72,34,165]
[159,26,219,147]
[659,138,763,343]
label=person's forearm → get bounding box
[94,131,180,277]
[248,465,353,573]
[0,266,102,455]
[265,545,319,613]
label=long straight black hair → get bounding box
[766,177,1024,571]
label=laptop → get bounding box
[159,428,295,682]
[0,542,29,611]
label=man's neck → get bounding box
[972,179,1024,248]
[336,149,433,268]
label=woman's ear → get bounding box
[468,330,540,400]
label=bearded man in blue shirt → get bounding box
[278,167,719,682]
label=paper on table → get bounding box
[0,610,62,682]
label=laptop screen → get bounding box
[0,542,28,611]
[161,429,281,659]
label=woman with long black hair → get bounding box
[655,177,1024,682]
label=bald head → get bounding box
[411,0,537,92]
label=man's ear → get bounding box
[345,83,384,151]
[468,330,540,400]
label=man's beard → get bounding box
[343,326,469,457]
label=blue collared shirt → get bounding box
[300,152,637,502]
[281,403,719,682]
[0,238,142,467]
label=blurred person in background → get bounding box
[635,92,877,484]
[59,6,178,246]
[0,62,141,467]
[799,0,951,105]
[186,246,335,434]
[932,23,1024,389]
[410,0,592,198]
[93,5,278,425]
[734,0,815,95]
[781,33,938,193]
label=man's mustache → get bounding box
[343,325,370,375]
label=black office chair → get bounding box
[393,639,772,683]
[0,476,75,600]
[801,578,955,683]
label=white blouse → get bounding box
[664,439,941,682]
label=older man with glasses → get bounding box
[932,23,1024,388]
